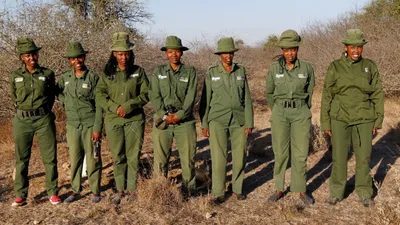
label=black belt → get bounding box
[276,99,306,109]
[17,107,49,118]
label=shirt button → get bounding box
[121,93,124,95]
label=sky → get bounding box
[137,0,371,46]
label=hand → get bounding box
[170,114,180,124]
[164,114,174,125]
[372,127,378,135]
[116,106,127,118]
[324,130,332,137]
[92,132,101,141]
[202,128,210,137]
[245,128,253,137]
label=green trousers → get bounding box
[209,117,247,197]
[105,120,144,192]
[330,120,374,199]
[152,121,197,190]
[270,104,311,193]
[12,113,58,198]
[66,124,102,195]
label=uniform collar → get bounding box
[72,68,88,79]
[341,55,363,67]
[22,65,42,75]
[217,61,238,73]
[165,63,182,73]
[279,57,300,70]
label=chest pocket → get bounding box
[211,76,223,91]
[35,76,48,96]
[78,82,93,99]
[127,75,139,98]
[14,77,27,101]
[236,75,245,106]
[274,75,288,95]
[295,73,309,92]
[360,70,373,94]
[177,77,189,96]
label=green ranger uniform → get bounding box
[11,38,58,199]
[149,36,197,191]
[150,64,197,190]
[320,29,384,200]
[96,33,149,192]
[200,37,254,198]
[58,44,103,195]
[266,30,315,193]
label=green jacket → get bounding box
[10,66,56,111]
[320,56,384,130]
[200,62,254,128]
[266,57,315,109]
[149,63,197,122]
[95,65,149,124]
[58,69,103,132]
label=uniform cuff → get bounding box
[108,102,120,114]
[121,103,134,114]
[93,124,102,133]
[175,110,185,121]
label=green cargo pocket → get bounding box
[274,78,288,95]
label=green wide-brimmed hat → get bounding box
[214,37,239,54]
[160,35,189,51]
[16,37,41,54]
[276,29,302,48]
[110,32,135,51]
[341,29,368,46]
[64,41,89,58]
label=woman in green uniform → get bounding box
[10,37,60,207]
[96,32,149,204]
[320,29,384,207]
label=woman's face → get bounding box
[282,47,298,64]
[345,45,363,61]
[21,52,39,68]
[113,51,131,66]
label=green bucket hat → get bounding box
[64,41,89,58]
[214,37,239,54]
[16,37,41,54]
[341,29,368,46]
[110,32,135,51]
[276,29,302,48]
[160,35,189,51]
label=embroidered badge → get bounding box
[130,74,139,78]
[237,76,244,81]
[15,77,24,82]
[276,74,284,78]
[82,83,91,89]
[158,74,167,79]
[65,81,69,85]
[38,76,46,81]
[298,74,307,79]
[212,77,221,81]
[365,68,369,73]
[179,77,189,82]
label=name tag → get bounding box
[298,74,307,79]
[237,76,244,81]
[82,83,91,89]
[130,74,139,78]
[65,81,69,85]
[39,76,46,81]
[158,74,167,79]
[276,74,284,78]
[212,77,221,81]
[365,68,369,73]
[179,77,188,82]
[15,77,24,82]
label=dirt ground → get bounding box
[0,101,400,225]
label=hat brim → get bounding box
[214,48,239,55]
[18,47,42,54]
[341,40,368,46]
[276,40,302,49]
[160,46,189,51]
[64,51,89,58]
